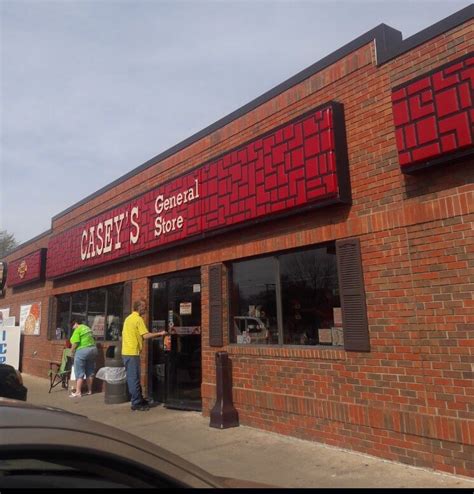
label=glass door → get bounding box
[149,269,202,411]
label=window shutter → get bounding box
[336,238,370,352]
[122,281,132,322]
[209,264,223,347]
[47,296,58,340]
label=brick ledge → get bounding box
[227,344,346,361]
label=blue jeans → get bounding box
[74,346,98,379]
[123,356,143,407]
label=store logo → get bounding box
[18,260,28,279]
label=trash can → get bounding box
[103,345,129,404]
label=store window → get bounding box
[230,244,342,347]
[106,284,125,341]
[53,284,124,341]
[56,295,71,340]
[231,257,278,344]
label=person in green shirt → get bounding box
[69,319,98,398]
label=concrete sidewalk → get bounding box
[23,374,473,489]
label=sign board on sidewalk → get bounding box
[0,323,21,369]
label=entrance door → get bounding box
[149,269,202,411]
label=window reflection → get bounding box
[231,257,277,345]
[87,289,106,339]
[106,285,124,341]
[57,295,71,339]
[280,247,339,346]
[71,292,87,331]
[230,244,341,347]
[54,284,124,341]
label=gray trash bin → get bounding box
[104,345,129,404]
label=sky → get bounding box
[1,0,471,245]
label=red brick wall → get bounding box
[3,18,473,477]
[198,21,473,478]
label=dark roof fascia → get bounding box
[22,4,472,246]
[51,23,402,224]
[377,3,474,64]
[3,229,52,260]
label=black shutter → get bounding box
[47,296,58,340]
[336,238,370,352]
[209,264,223,347]
[122,281,132,322]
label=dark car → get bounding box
[0,399,271,488]
[0,364,27,401]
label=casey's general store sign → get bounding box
[79,178,200,261]
[47,102,350,279]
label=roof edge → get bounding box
[377,3,474,64]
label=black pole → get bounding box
[209,351,239,429]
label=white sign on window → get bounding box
[179,302,192,315]
[91,315,105,337]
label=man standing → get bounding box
[122,298,166,411]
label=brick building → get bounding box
[1,6,473,477]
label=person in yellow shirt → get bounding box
[122,298,166,411]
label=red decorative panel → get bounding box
[392,53,474,173]
[7,249,47,287]
[47,102,350,279]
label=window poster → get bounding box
[179,302,192,315]
[19,302,41,336]
[152,320,166,332]
[0,308,10,323]
[333,307,343,327]
[91,315,105,338]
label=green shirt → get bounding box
[70,324,96,350]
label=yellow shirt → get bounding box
[121,311,149,356]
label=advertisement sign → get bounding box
[0,323,21,369]
[19,302,41,336]
[46,102,350,279]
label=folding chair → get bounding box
[48,348,73,393]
